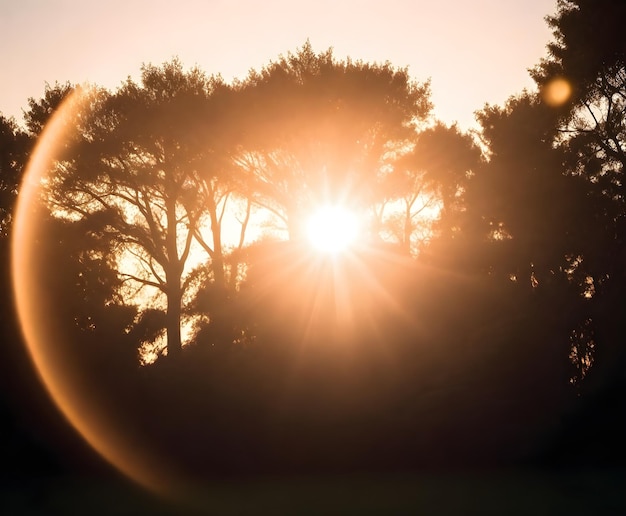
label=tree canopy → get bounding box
[233,42,432,239]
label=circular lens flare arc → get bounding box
[11,89,174,496]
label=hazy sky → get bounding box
[1,0,557,129]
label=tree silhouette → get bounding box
[36,48,435,363]
[45,61,235,359]
[532,0,626,280]
[234,42,432,239]
[0,115,30,237]
[378,122,479,255]
[475,94,589,284]
[24,82,75,136]
[40,212,140,368]
[531,0,626,391]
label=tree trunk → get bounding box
[166,280,183,358]
[403,203,412,255]
[165,289,182,357]
[209,207,226,288]
[165,195,183,358]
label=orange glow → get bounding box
[307,206,360,254]
[11,89,179,498]
[542,77,572,106]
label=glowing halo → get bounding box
[11,88,178,496]
[306,205,360,254]
[542,77,572,107]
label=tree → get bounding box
[423,93,588,285]
[46,61,235,359]
[0,115,30,237]
[531,0,626,281]
[419,92,600,398]
[39,212,140,367]
[475,95,590,282]
[377,122,479,255]
[234,42,432,239]
[531,0,626,387]
[24,81,75,136]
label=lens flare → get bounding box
[542,77,572,107]
[11,88,179,497]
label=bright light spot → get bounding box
[307,206,360,254]
[542,77,572,107]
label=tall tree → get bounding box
[24,81,75,136]
[475,95,589,283]
[531,0,626,384]
[235,42,432,239]
[531,0,626,278]
[46,61,233,359]
[425,94,588,285]
[0,115,30,237]
[377,122,479,255]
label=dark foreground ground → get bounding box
[2,371,624,515]
[2,271,624,514]
[2,349,624,515]
[1,468,625,515]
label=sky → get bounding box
[1,0,557,130]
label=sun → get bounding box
[307,205,360,254]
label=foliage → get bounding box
[378,122,480,255]
[44,61,236,358]
[24,81,75,136]
[531,0,626,283]
[234,41,432,238]
[0,116,30,236]
[533,0,626,106]
[530,0,626,390]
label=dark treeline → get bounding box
[1,0,625,487]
